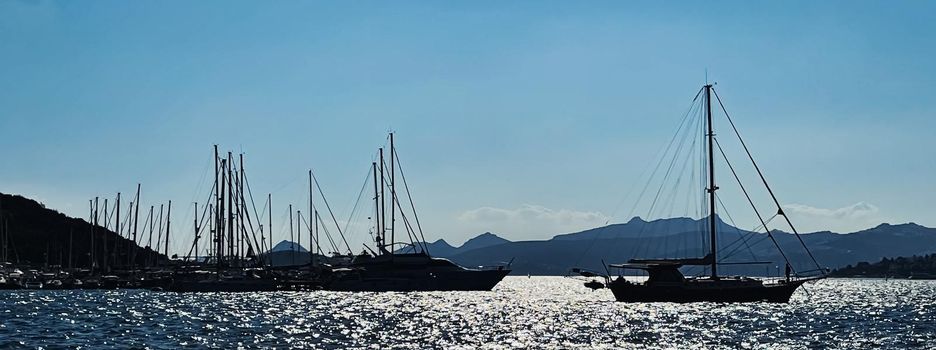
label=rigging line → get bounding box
[713,137,796,273]
[632,98,703,259]
[720,215,777,264]
[299,214,321,253]
[185,184,217,261]
[392,149,430,254]
[231,173,261,258]
[241,164,266,243]
[385,179,420,251]
[379,156,420,248]
[607,87,706,222]
[660,113,702,218]
[314,211,340,254]
[310,169,353,255]
[714,194,759,262]
[712,88,822,272]
[342,166,373,241]
[629,91,703,223]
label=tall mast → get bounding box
[114,192,120,270]
[239,154,245,264]
[267,193,272,267]
[193,202,199,263]
[227,152,234,263]
[379,148,386,252]
[705,83,718,279]
[147,205,154,251]
[309,169,318,266]
[88,199,94,272]
[165,200,171,261]
[93,197,99,268]
[390,133,396,253]
[132,184,140,269]
[289,204,294,265]
[102,198,108,271]
[372,162,382,254]
[214,145,221,269]
[297,210,302,264]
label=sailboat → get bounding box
[327,133,511,292]
[598,83,825,303]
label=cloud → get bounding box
[457,205,609,240]
[781,202,883,233]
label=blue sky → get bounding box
[1,1,934,254]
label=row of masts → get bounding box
[180,145,354,271]
[84,184,172,273]
[8,135,412,272]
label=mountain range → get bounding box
[404,216,936,276]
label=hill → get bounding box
[0,192,165,268]
[831,254,936,278]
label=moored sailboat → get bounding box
[327,133,511,292]
[581,83,825,303]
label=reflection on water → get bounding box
[1,277,934,348]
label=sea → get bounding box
[0,277,934,349]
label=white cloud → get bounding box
[456,204,610,241]
[781,202,883,233]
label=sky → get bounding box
[1,1,934,255]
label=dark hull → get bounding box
[328,269,510,292]
[609,279,808,303]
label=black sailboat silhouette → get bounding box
[328,133,511,292]
[601,83,825,303]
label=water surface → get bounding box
[1,277,933,349]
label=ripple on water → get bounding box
[0,277,934,349]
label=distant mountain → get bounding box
[0,192,165,268]
[459,232,510,251]
[425,217,936,276]
[397,233,511,255]
[551,215,746,241]
[271,240,308,253]
[420,239,458,256]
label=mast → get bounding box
[214,145,221,269]
[89,199,94,272]
[114,192,120,270]
[165,200,171,261]
[289,204,294,265]
[193,202,199,264]
[390,133,395,253]
[705,83,718,279]
[372,162,382,254]
[309,169,318,267]
[102,198,108,271]
[267,194,272,267]
[93,197,99,268]
[238,154,245,264]
[297,210,301,264]
[227,152,234,263]
[132,184,141,270]
[147,205,155,252]
[379,148,386,252]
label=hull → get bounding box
[608,278,808,303]
[328,269,510,292]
